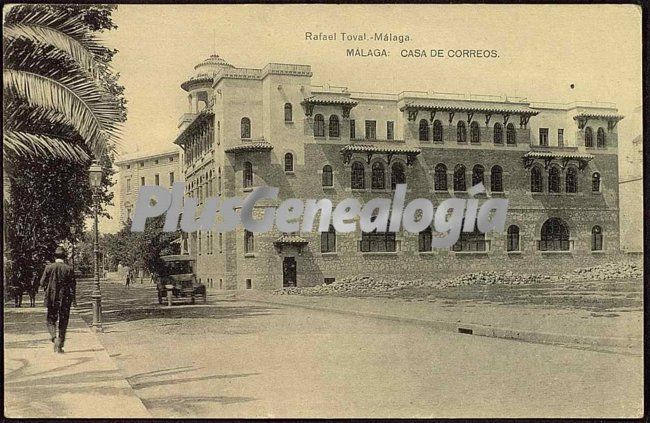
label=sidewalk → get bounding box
[232,290,643,350]
[4,305,150,418]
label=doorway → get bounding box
[283,257,297,287]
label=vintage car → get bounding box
[154,255,206,306]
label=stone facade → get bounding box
[115,147,182,225]
[174,55,624,291]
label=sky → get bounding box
[97,4,642,232]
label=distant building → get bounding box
[175,54,625,290]
[115,147,182,225]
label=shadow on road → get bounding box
[73,279,279,326]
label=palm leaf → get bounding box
[4,131,90,162]
[4,23,99,76]
[4,69,122,157]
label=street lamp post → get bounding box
[88,161,103,331]
[70,226,76,275]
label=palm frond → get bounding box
[4,23,99,76]
[4,131,90,163]
[4,69,122,157]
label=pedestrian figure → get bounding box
[26,273,39,307]
[125,268,131,288]
[40,246,76,353]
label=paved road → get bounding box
[74,279,642,418]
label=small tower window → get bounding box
[241,117,251,139]
[284,103,293,122]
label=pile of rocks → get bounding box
[563,262,642,281]
[273,261,642,296]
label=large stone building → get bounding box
[174,54,624,290]
[115,146,182,224]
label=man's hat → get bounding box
[54,246,66,259]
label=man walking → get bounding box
[40,246,76,353]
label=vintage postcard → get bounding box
[3,3,643,419]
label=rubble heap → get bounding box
[273,261,642,296]
[564,262,642,281]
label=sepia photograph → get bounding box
[3,3,644,419]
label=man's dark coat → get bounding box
[40,261,76,308]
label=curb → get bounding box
[71,309,152,417]
[237,295,642,350]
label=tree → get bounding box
[3,4,124,161]
[104,217,181,277]
[3,4,125,291]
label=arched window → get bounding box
[434,163,447,191]
[433,120,443,142]
[592,172,601,192]
[472,164,485,187]
[244,230,254,254]
[371,162,385,190]
[241,117,251,139]
[322,165,333,187]
[391,162,406,190]
[506,123,516,144]
[548,166,561,193]
[419,119,429,141]
[507,225,520,252]
[493,123,503,144]
[585,127,594,147]
[491,165,503,192]
[470,121,480,143]
[284,153,294,172]
[531,166,543,192]
[314,114,325,137]
[597,127,606,148]
[565,167,578,193]
[329,115,340,138]
[457,121,467,143]
[351,162,365,189]
[540,218,570,251]
[591,226,603,251]
[360,220,396,252]
[452,219,487,251]
[243,161,253,188]
[284,103,292,122]
[419,226,432,252]
[321,225,336,253]
[453,164,466,191]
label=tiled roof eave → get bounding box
[401,103,539,115]
[340,144,421,155]
[224,142,274,153]
[524,151,594,160]
[273,236,309,245]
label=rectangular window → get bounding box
[169,156,174,162]
[139,161,144,167]
[360,232,396,252]
[324,278,335,285]
[539,128,549,146]
[350,120,356,139]
[140,176,145,186]
[365,120,376,140]
[169,172,175,185]
[126,164,131,170]
[245,279,252,289]
[154,174,160,185]
[387,121,394,140]
[154,159,159,165]
[558,129,564,147]
[126,178,131,193]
